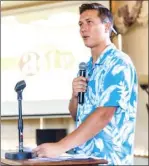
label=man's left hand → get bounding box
[32,142,65,158]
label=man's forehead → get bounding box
[79,10,99,21]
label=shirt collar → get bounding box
[87,44,116,68]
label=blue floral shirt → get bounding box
[75,44,138,165]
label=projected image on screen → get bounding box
[1,1,109,115]
[1,5,91,103]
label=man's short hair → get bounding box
[79,3,117,35]
[79,3,113,24]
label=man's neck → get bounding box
[91,39,112,64]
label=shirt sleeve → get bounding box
[96,61,135,110]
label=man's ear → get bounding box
[104,22,111,33]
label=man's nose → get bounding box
[80,23,88,32]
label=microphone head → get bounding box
[79,62,86,70]
[15,80,26,92]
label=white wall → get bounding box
[122,25,148,75]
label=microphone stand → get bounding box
[5,82,33,160]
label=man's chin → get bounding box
[84,43,92,48]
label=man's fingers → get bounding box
[35,149,44,158]
[38,153,44,158]
[32,148,36,153]
[32,146,40,153]
[73,84,87,89]
[73,76,87,82]
[72,76,87,97]
[75,81,87,86]
[79,76,87,81]
[73,88,86,93]
[73,80,87,87]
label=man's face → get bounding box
[79,10,107,48]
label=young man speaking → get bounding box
[33,3,138,165]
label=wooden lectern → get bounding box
[1,158,108,166]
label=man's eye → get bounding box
[87,21,92,24]
[79,23,82,27]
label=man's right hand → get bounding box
[72,76,87,98]
[69,76,87,120]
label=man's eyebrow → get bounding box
[78,18,93,24]
[86,18,93,21]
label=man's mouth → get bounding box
[83,36,89,40]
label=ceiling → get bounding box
[1,0,62,13]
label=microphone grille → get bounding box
[15,80,26,92]
[79,62,86,70]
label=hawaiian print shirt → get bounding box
[75,44,138,165]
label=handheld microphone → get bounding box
[78,62,86,105]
